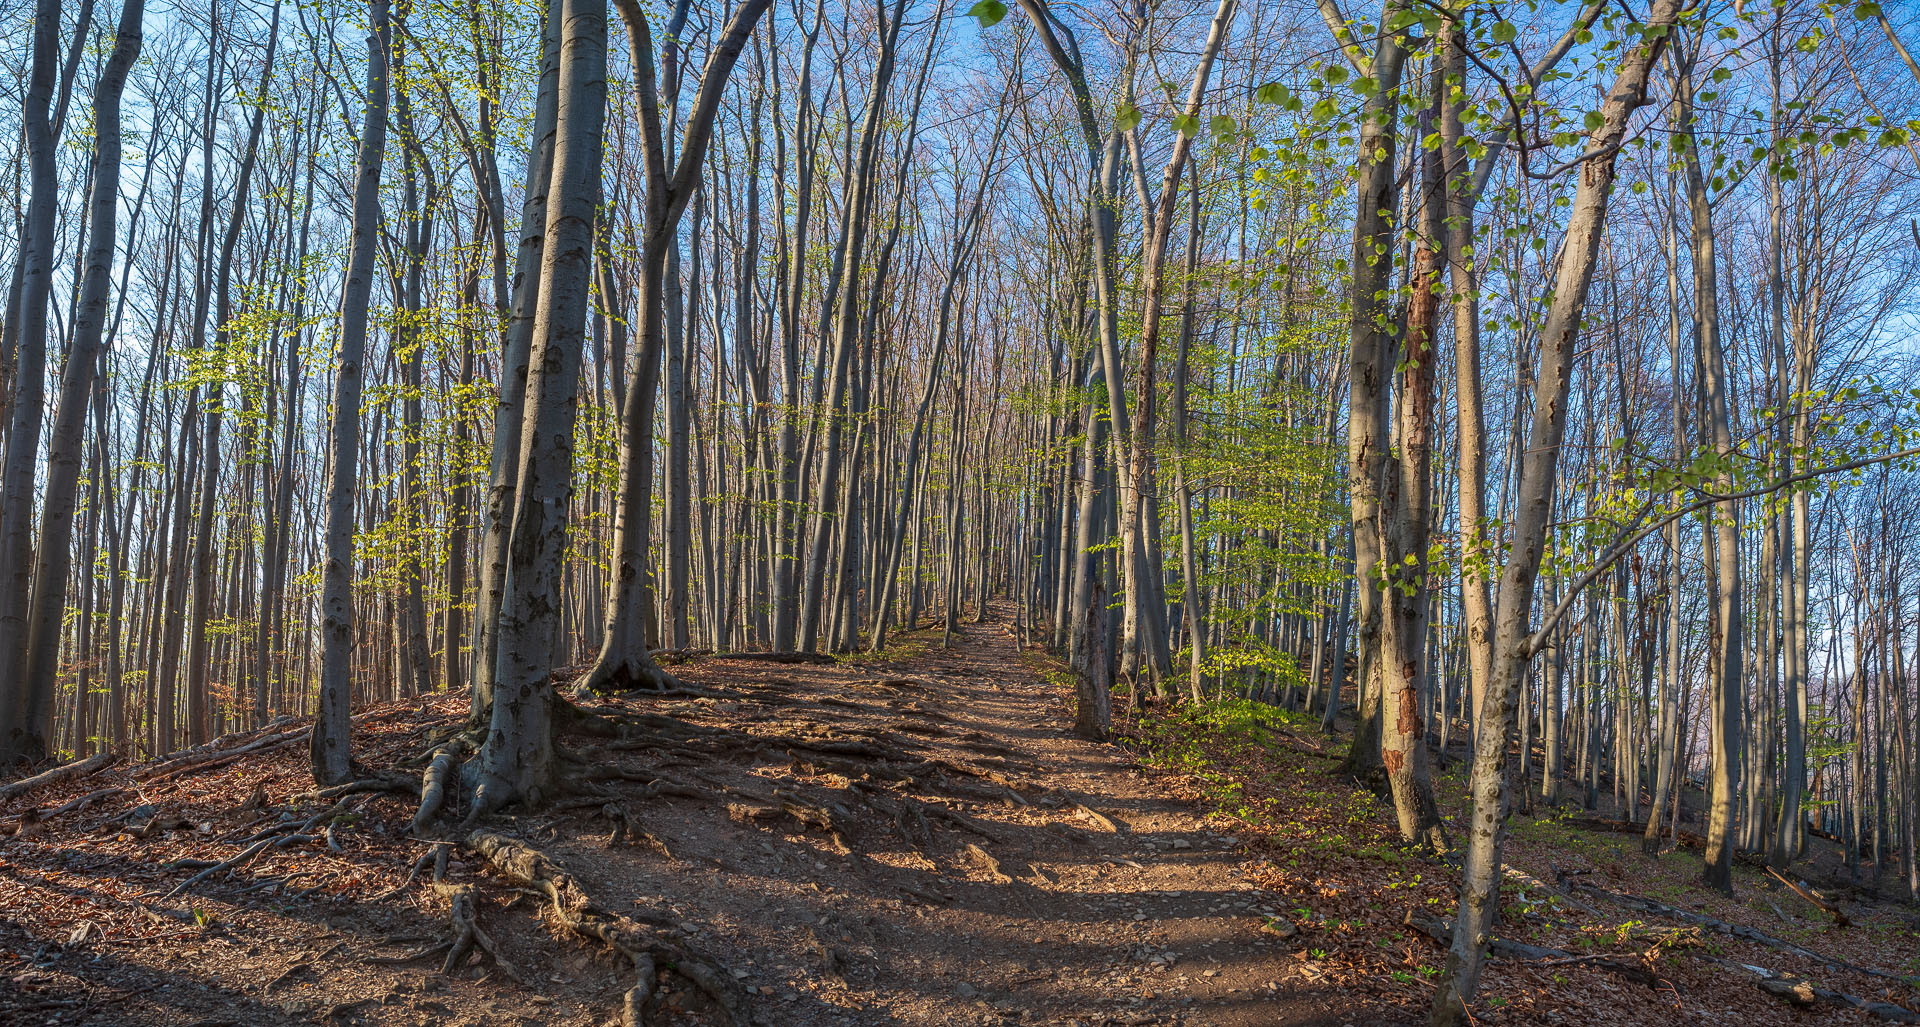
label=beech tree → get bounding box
[6,0,1920,1008]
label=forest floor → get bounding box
[0,614,1917,1027]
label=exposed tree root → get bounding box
[623,952,658,1026]
[438,882,526,982]
[576,653,687,696]
[312,771,421,801]
[411,742,465,833]
[1073,802,1121,832]
[892,875,953,905]
[966,842,1011,884]
[465,831,751,1025]
[375,840,452,901]
[598,802,677,859]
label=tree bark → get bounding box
[311,0,392,786]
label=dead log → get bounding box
[0,752,118,803]
[1696,955,1920,1023]
[1407,913,1661,987]
[3,786,124,835]
[1764,866,1851,928]
[138,728,309,782]
[1567,880,1903,985]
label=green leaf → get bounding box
[1255,81,1290,105]
[966,0,1007,28]
[1492,21,1517,44]
[1116,102,1143,133]
[1210,114,1238,139]
[1856,2,1883,19]
[1583,110,1605,132]
[1324,64,1349,85]
[1172,113,1201,138]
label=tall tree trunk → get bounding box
[1335,2,1409,784]
[471,0,561,723]
[473,0,608,811]
[1431,6,1685,1018]
[16,0,145,757]
[585,0,772,691]
[311,0,391,785]
[0,0,66,765]
[1675,48,1743,894]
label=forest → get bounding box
[5,0,1920,1024]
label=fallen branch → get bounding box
[1407,913,1662,987]
[1697,954,1920,1023]
[138,728,309,782]
[1567,880,1905,986]
[0,752,119,803]
[162,837,274,899]
[1765,866,1851,928]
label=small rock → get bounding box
[952,982,979,999]
[1170,839,1191,850]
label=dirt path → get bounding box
[0,618,1376,1027]
[634,619,1362,1027]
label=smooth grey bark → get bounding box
[472,0,607,812]
[1674,48,1743,894]
[1431,5,1685,1020]
[1121,0,1233,692]
[1334,1,1409,784]
[585,0,772,691]
[312,0,391,786]
[17,0,146,759]
[471,0,561,723]
[0,0,65,765]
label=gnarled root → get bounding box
[622,952,657,1026]
[466,830,750,1025]
[313,771,420,801]
[412,743,466,834]
[371,882,525,985]
[576,651,686,696]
